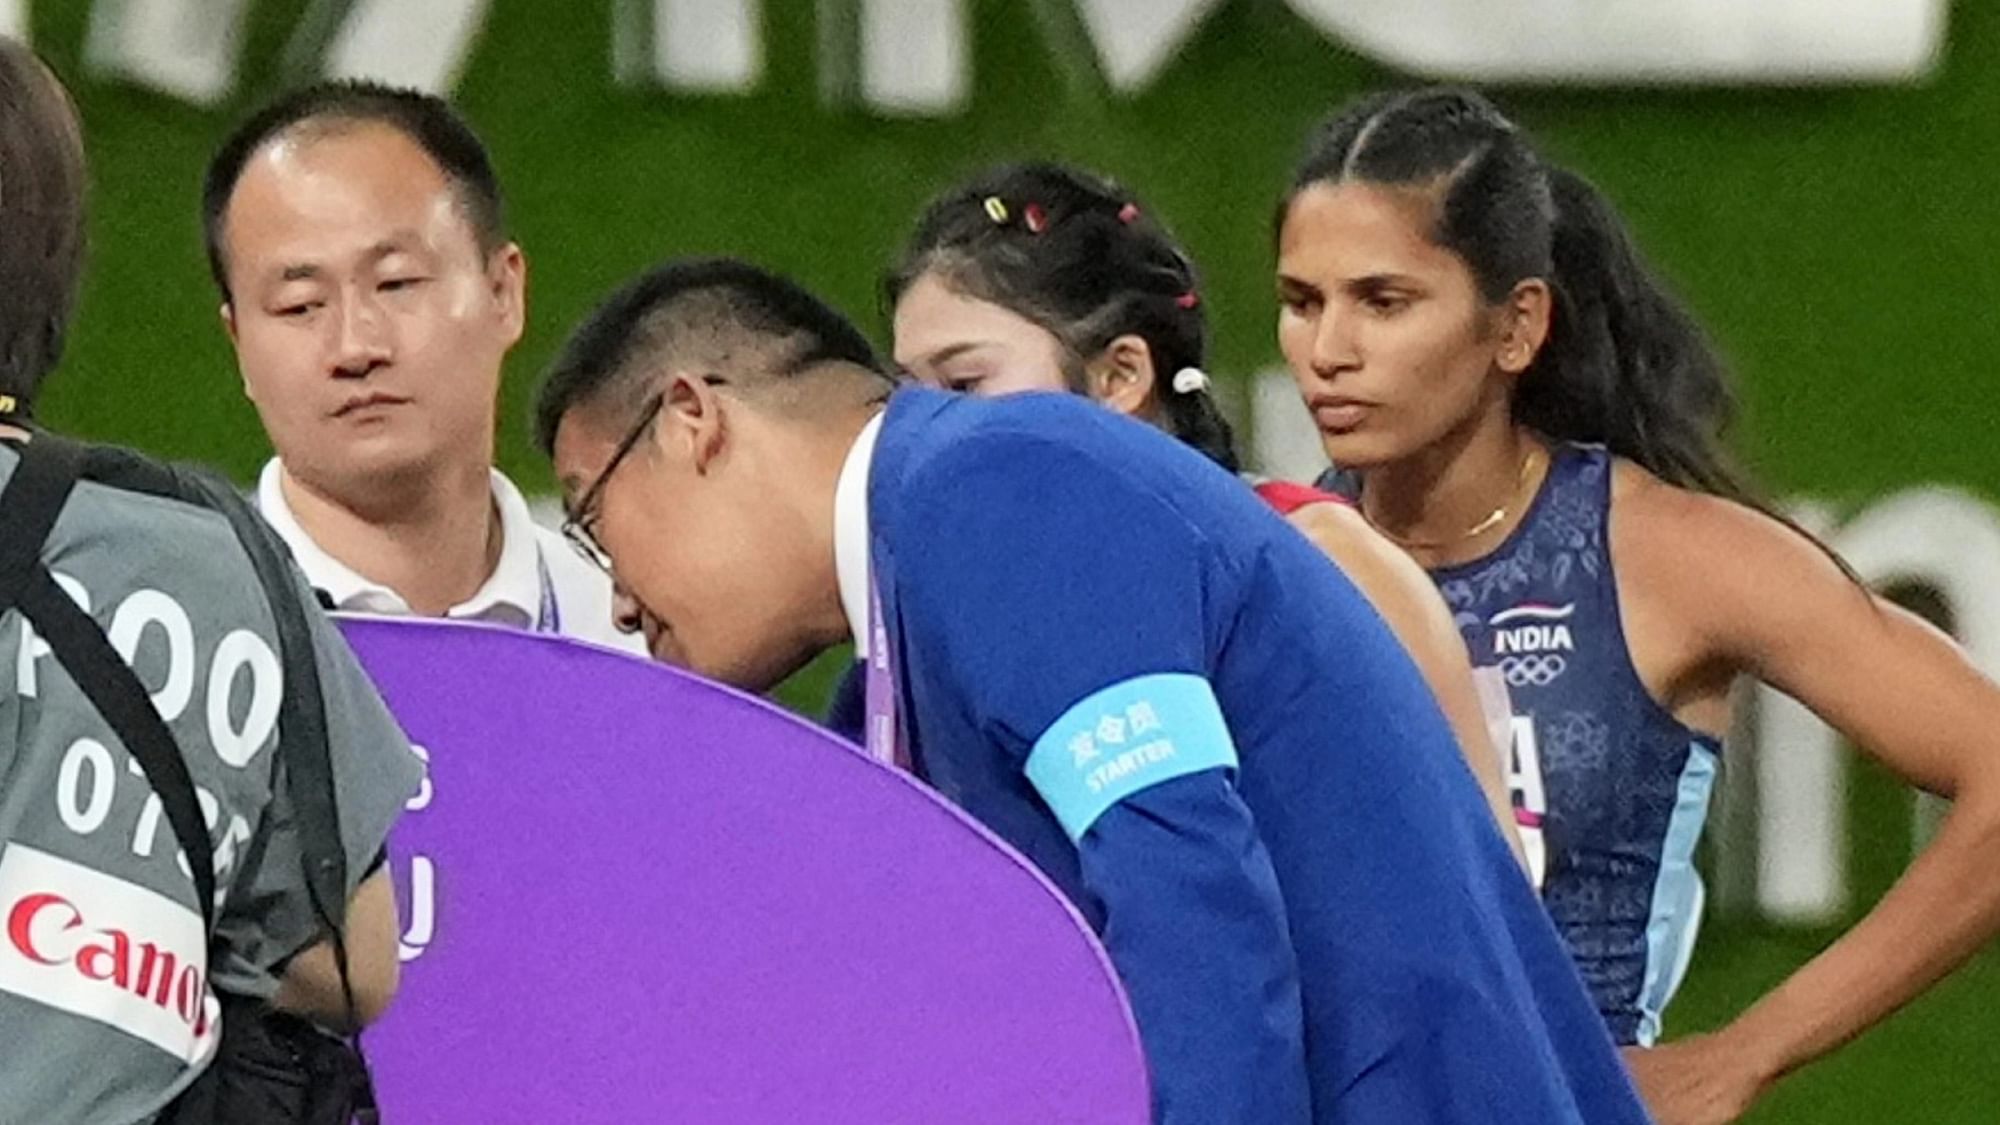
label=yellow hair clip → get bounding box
[0,395,17,416]
[982,196,1010,224]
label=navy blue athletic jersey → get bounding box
[870,388,1646,1125]
[1431,443,1722,1046]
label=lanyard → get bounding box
[863,578,909,769]
[535,548,562,635]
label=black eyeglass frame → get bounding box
[560,391,665,573]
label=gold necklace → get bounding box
[1367,443,1546,552]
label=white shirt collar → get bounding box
[457,471,546,623]
[256,458,547,628]
[833,412,884,658]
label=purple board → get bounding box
[336,617,1149,1123]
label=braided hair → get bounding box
[1281,88,1866,583]
[887,162,1240,471]
[1281,88,1744,501]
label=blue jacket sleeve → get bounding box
[1082,779,1311,1124]
[891,429,1311,1125]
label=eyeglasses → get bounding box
[561,392,664,573]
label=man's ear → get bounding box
[489,242,528,350]
[1085,334,1159,419]
[661,370,728,474]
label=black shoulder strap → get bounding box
[0,436,218,933]
[179,467,373,1092]
[178,469,347,932]
[0,433,75,608]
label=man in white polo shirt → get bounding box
[201,81,639,651]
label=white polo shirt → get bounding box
[833,411,885,658]
[256,459,645,654]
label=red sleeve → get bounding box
[1251,479,1350,516]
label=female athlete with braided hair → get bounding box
[1274,87,2000,1123]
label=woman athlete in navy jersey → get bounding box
[886,162,1523,863]
[1273,87,2000,1123]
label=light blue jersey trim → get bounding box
[1026,673,1239,841]
[1636,741,1719,1045]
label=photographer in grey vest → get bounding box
[0,39,422,1123]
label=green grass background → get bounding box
[23,2,1997,1117]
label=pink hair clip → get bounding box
[1117,202,1141,224]
[1023,203,1049,234]
[1175,290,1200,309]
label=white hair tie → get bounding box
[1171,367,1210,395]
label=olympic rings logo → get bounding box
[1498,654,1567,687]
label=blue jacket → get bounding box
[868,388,1647,1124]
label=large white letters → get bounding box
[73,0,1943,112]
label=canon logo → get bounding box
[7,891,210,1038]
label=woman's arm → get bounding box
[1616,478,2000,1124]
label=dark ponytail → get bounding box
[1281,88,1753,501]
[888,161,1241,472]
[1527,166,1750,501]
[1283,89,1874,585]
[1162,375,1240,474]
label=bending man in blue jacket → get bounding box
[533,257,1648,1124]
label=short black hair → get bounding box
[201,80,504,302]
[0,37,87,409]
[535,257,887,455]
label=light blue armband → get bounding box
[1025,673,1239,842]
